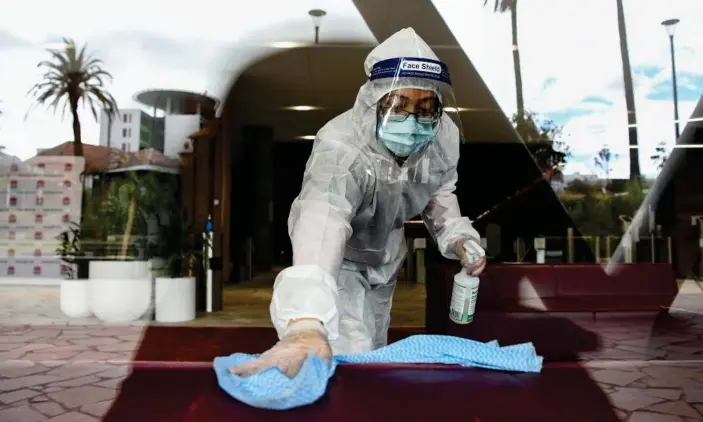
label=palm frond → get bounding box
[483,0,513,13]
[26,37,119,123]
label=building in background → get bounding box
[99,109,164,153]
[98,89,219,159]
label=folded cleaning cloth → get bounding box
[213,335,543,411]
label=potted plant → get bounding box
[153,211,208,323]
[87,170,164,322]
[56,221,91,318]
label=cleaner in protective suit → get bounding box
[231,28,486,378]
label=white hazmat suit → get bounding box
[269,27,483,355]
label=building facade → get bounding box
[98,90,217,159]
[98,109,165,154]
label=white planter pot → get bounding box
[155,277,196,323]
[89,260,152,322]
[89,260,149,280]
[60,280,91,318]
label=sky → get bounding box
[0,0,701,179]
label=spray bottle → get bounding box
[449,239,484,324]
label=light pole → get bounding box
[662,18,680,140]
[308,9,327,44]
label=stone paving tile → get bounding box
[0,324,141,421]
[586,362,703,421]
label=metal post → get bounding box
[669,34,680,139]
[205,215,213,313]
[623,233,633,264]
[606,236,612,263]
[314,26,320,44]
[414,238,426,284]
[567,228,574,263]
[406,238,414,283]
[534,237,546,264]
[667,237,673,264]
[595,236,601,263]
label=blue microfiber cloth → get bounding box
[213,335,543,410]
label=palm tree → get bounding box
[615,0,640,180]
[483,0,525,132]
[28,38,118,157]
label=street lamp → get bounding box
[662,18,681,140]
[308,9,327,44]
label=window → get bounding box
[123,113,131,123]
[122,128,132,138]
[121,143,130,152]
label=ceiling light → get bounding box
[284,106,322,111]
[270,41,306,49]
[443,107,470,112]
[295,135,316,140]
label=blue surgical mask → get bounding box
[377,116,437,157]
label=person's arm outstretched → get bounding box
[230,137,367,378]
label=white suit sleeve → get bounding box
[421,166,481,260]
[270,139,366,340]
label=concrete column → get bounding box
[243,125,274,271]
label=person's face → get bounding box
[378,88,440,122]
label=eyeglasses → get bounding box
[378,106,442,124]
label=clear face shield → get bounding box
[362,57,465,159]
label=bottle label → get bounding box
[449,282,479,324]
[449,284,467,322]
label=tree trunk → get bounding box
[70,99,84,157]
[615,0,641,180]
[510,0,526,132]
[120,197,136,259]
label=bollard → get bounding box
[534,237,546,264]
[606,236,612,263]
[413,238,426,284]
[567,228,574,264]
[622,233,633,264]
[595,236,601,263]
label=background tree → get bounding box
[615,0,641,180]
[28,38,118,157]
[594,145,615,190]
[512,110,571,182]
[650,141,669,170]
[483,0,525,133]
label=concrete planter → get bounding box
[60,279,91,318]
[154,276,196,323]
[89,261,151,323]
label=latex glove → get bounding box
[455,239,486,276]
[229,320,332,379]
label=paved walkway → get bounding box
[0,324,143,421]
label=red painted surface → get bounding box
[103,364,618,422]
[108,326,618,422]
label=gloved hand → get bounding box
[229,319,332,379]
[455,239,486,276]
